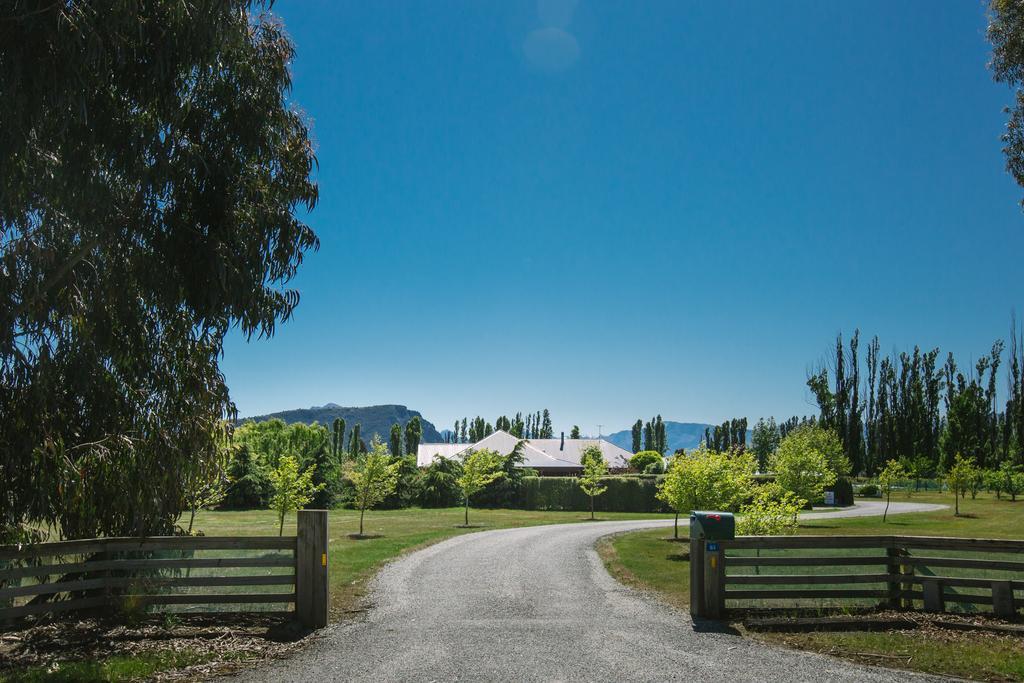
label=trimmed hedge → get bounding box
[513,476,671,513]
[831,477,854,506]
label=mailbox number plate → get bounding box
[706,542,719,551]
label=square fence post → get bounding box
[689,537,705,617]
[296,509,329,629]
[703,544,726,619]
[922,578,945,613]
[992,580,1016,619]
[885,545,903,609]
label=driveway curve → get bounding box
[243,501,947,682]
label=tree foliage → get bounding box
[456,448,505,526]
[657,447,754,538]
[269,455,324,535]
[578,445,608,519]
[737,485,804,536]
[945,453,978,516]
[771,425,844,506]
[877,459,908,522]
[344,438,400,536]
[0,1,317,539]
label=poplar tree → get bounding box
[632,420,643,453]
[389,423,403,457]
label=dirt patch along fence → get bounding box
[690,534,1024,620]
[0,509,329,630]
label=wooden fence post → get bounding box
[689,536,705,617]
[296,510,329,629]
[703,543,726,619]
[885,544,902,609]
[921,578,945,613]
[992,581,1016,619]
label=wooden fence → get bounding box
[0,509,328,629]
[690,535,1024,620]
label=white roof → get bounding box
[528,438,633,468]
[416,430,631,469]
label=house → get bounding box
[416,429,633,475]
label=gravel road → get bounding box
[240,501,949,682]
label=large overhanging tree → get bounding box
[0,1,318,540]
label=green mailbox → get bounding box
[690,511,736,542]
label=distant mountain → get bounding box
[242,404,443,444]
[603,421,713,453]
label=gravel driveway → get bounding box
[239,501,948,682]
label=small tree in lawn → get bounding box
[656,447,755,539]
[999,461,1024,502]
[345,437,401,537]
[771,433,838,507]
[269,455,324,535]
[878,459,907,522]
[945,453,977,517]
[456,448,505,527]
[578,445,608,520]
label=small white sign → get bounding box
[824,491,835,506]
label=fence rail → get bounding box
[0,510,328,629]
[690,534,1024,619]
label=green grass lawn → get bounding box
[600,491,1024,681]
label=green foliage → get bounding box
[404,416,422,458]
[750,417,780,473]
[570,425,581,439]
[344,438,400,535]
[415,456,464,507]
[858,483,880,497]
[456,448,505,524]
[771,425,844,505]
[516,476,668,512]
[878,459,908,521]
[269,455,324,535]
[0,2,317,539]
[737,485,804,536]
[578,445,609,519]
[945,453,978,516]
[657,447,755,537]
[471,441,528,509]
[221,443,271,509]
[629,451,664,473]
[998,460,1024,501]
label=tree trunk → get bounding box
[188,506,196,534]
[884,492,890,522]
[464,496,469,526]
[674,511,679,539]
[590,494,595,520]
[278,510,285,536]
[360,505,366,536]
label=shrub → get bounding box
[858,483,880,497]
[414,457,463,507]
[630,451,664,473]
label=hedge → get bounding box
[513,476,671,513]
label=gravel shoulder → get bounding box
[237,501,948,682]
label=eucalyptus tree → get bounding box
[0,1,318,539]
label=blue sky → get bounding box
[223,0,1024,435]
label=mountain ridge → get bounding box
[241,403,443,444]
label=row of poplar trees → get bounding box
[446,409,554,443]
[630,415,668,454]
[328,416,423,460]
[806,327,1024,476]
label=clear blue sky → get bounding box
[223,0,1024,435]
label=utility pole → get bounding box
[597,424,603,439]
